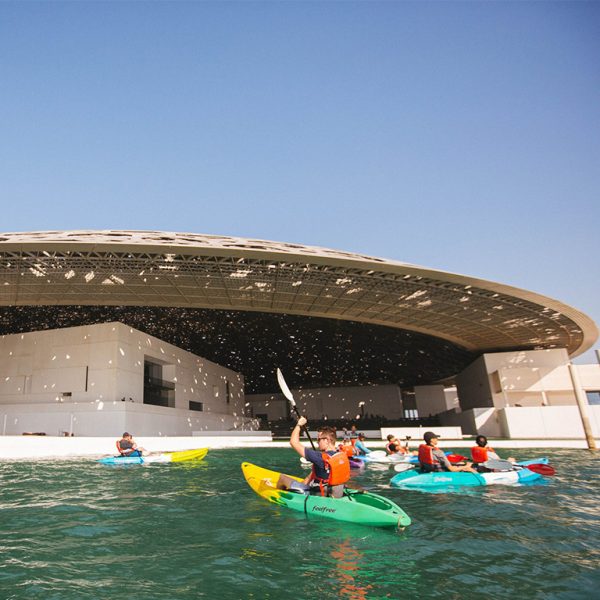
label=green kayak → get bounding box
[242,462,411,529]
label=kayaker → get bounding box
[116,432,147,457]
[273,416,350,498]
[418,431,476,473]
[349,424,358,447]
[354,432,371,456]
[471,435,515,470]
[386,434,416,456]
[339,438,357,457]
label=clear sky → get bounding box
[1,1,598,361]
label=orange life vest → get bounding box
[471,446,494,463]
[341,444,355,458]
[311,451,351,495]
[418,443,435,466]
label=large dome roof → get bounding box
[0,230,596,393]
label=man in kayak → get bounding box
[116,432,147,457]
[419,431,475,473]
[273,416,350,498]
[339,437,357,457]
[471,435,515,470]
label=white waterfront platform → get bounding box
[0,434,598,459]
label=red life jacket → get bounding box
[310,451,351,495]
[418,443,436,466]
[471,446,494,463]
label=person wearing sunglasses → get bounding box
[273,416,350,498]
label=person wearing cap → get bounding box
[418,431,475,473]
[116,432,147,457]
[354,432,372,456]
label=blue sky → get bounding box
[1,1,599,361]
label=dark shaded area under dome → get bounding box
[0,306,476,394]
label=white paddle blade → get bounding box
[369,450,387,459]
[394,463,416,473]
[483,459,514,471]
[276,368,296,406]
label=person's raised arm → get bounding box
[290,416,308,458]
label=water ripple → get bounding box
[1,448,599,599]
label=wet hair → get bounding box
[317,425,337,444]
[476,435,488,447]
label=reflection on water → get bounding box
[330,538,373,599]
[0,448,599,599]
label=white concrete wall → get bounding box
[245,393,289,420]
[455,356,493,410]
[246,384,403,422]
[576,363,600,390]
[381,425,463,441]
[0,396,257,437]
[414,385,459,416]
[0,433,272,459]
[498,405,600,439]
[439,408,502,437]
[0,322,250,436]
[456,349,600,411]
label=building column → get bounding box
[568,363,597,450]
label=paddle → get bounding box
[524,463,556,476]
[483,459,556,476]
[394,463,416,473]
[447,454,468,464]
[483,459,516,471]
[276,368,316,450]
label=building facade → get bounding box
[0,322,252,436]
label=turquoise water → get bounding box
[1,448,599,599]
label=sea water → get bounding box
[1,447,598,599]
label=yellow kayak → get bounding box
[166,448,209,462]
[99,447,208,465]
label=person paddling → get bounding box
[418,431,475,473]
[274,416,350,498]
[354,432,371,456]
[116,432,147,457]
[471,435,515,471]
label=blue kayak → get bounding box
[390,457,549,490]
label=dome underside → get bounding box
[0,306,476,394]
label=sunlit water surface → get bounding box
[1,448,598,599]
